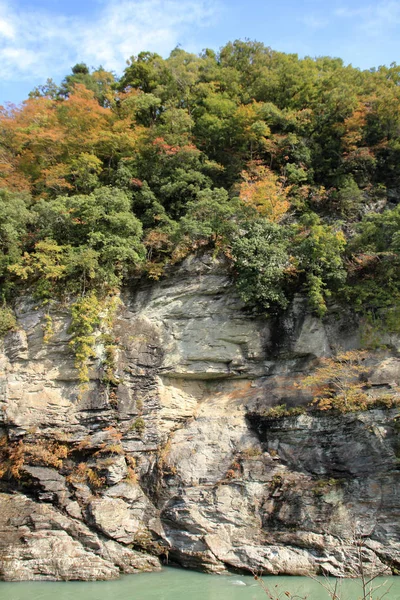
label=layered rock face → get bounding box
[0,255,399,580]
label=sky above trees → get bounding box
[1,0,400,105]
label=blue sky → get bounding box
[1,0,400,105]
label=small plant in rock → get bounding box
[66,462,87,483]
[67,462,105,489]
[263,404,306,419]
[101,333,120,386]
[223,455,242,481]
[42,313,54,343]
[369,394,400,410]
[0,436,69,480]
[108,388,118,408]
[124,455,138,485]
[311,478,341,496]
[94,442,124,456]
[68,292,121,390]
[0,436,25,479]
[270,473,284,490]
[76,436,92,451]
[145,260,165,281]
[156,435,175,485]
[241,446,262,458]
[103,425,122,439]
[225,469,236,480]
[93,426,124,455]
[26,440,69,468]
[125,467,138,484]
[130,417,145,435]
[86,467,105,489]
[126,455,136,468]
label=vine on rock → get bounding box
[68,292,121,390]
[68,292,101,386]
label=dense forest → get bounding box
[1,40,400,378]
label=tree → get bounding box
[68,153,103,193]
[231,220,292,312]
[332,176,364,217]
[300,351,369,411]
[344,204,400,316]
[59,64,115,107]
[8,239,70,300]
[239,162,290,222]
[179,188,245,247]
[12,187,146,293]
[353,203,400,254]
[133,140,212,219]
[293,213,347,316]
[29,78,60,100]
[117,52,171,95]
[0,189,33,281]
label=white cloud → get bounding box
[0,15,14,39]
[0,0,220,82]
[335,1,400,36]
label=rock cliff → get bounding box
[0,254,399,580]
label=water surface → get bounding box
[0,567,399,600]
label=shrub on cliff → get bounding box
[231,220,292,312]
[300,350,369,412]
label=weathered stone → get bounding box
[368,357,400,387]
[4,329,28,361]
[0,254,399,580]
[101,540,162,573]
[87,497,141,544]
[23,465,70,504]
[0,493,118,581]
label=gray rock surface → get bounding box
[0,254,399,580]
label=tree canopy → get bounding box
[1,40,400,324]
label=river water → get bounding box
[0,568,399,600]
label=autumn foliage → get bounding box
[239,162,290,222]
[300,351,370,411]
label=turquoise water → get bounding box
[0,568,399,600]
